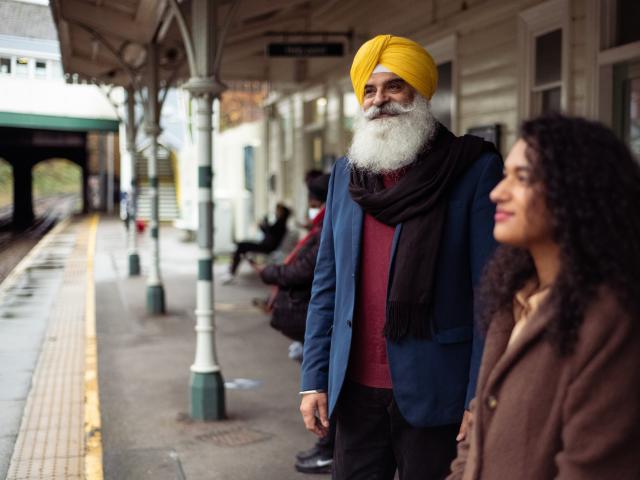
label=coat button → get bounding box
[486,395,498,410]
[347,319,352,328]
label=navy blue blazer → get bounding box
[301,153,502,427]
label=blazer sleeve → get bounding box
[300,163,339,392]
[466,152,502,407]
[554,302,640,479]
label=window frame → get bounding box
[425,34,458,134]
[34,59,48,79]
[0,56,11,75]
[586,0,640,124]
[518,0,571,119]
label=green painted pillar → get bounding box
[183,0,227,421]
[145,43,165,314]
[187,87,225,420]
[126,85,140,276]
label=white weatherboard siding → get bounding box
[458,15,519,153]
[253,0,625,232]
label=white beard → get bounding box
[347,95,437,174]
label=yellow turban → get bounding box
[350,34,438,105]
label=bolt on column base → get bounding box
[190,371,226,421]
[146,284,166,314]
[128,253,140,276]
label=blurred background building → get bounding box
[1,0,638,248]
[0,0,119,225]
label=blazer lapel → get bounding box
[351,201,363,275]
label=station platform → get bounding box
[0,215,326,479]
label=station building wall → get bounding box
[259,0,639,227]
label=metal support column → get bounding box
[188,87,225,420]
[106,132,114,213]
[126,85,140,276]
[145,43,165,314]
[179,0,229,421]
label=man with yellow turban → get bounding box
[299,35,503,479]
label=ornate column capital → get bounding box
[183,76,227,98]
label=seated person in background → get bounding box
[222,203,291,284]
[252,174,336,475]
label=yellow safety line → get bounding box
[84,214,104,480]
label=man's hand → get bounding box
[456,410,472,442]
[300,392,330,437]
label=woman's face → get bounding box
[490,139,553,248]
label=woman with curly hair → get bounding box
[448,114,640,479]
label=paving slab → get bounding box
[5,218,90,480]
[95,217,327,480]
[0,219,79,480]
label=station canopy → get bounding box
[48,0,368,88]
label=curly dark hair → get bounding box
[479,113,640,355]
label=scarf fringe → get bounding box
[384,301,432,342]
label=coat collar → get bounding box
[479,300,554,396]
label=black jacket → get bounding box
[259,217,288,251]
[259,227,322,342]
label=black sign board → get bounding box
[267,42,344,57]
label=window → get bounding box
[0,57,10,74]
[519,0,569,118]
[613,62,640,158]
[425,34,457,132]
[533,29,563,113]
[243,145,255,192]
[342,92,359,132]
[304,97,327,126]
[15,57,29,77]
[35,60,47,79]
[615,0,640,47]
[590,0,640,144]
[626,74,640,157]
[431,61,453,130]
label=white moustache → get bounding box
[364,101,417,120]
[348,95,436,174]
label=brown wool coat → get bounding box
[448,290,640,480]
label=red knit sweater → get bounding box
[348,172,404,388]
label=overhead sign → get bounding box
[267,43,344,57]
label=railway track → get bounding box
[0,194,79,282]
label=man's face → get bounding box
[348,74,435,174]
[362,72,415,113]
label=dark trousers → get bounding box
[230,241,273,274]
[317,414,337,453]
[333,381,458,480]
